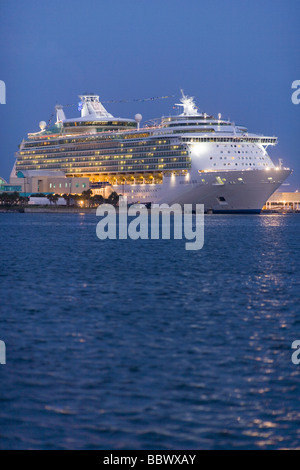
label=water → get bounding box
[0,213,299,450]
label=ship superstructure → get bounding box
[12,91,291,212]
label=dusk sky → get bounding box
[0,0,299,188]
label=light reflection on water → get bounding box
[0,213,299,449]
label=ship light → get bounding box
[191,143,209,157]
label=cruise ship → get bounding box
[12,91,292,213]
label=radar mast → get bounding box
[175,89,200,116]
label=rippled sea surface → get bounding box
[0,213,299,449]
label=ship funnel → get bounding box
[78,94,113,119]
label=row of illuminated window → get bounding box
[17,156,191,170]
[22,139,173,153]
[183,137,277,143]
[209,156,266,160]
[17,156,190,169]
[216,144,260,148]
[49,182,87,189]
[18,151,188,164]
[173,129,215,134]
[211,162,269,167]
[63,121,136,128]
[19,143,182,157]
[18,162,191,173]
[167,121,232,127]
[24,135,170,149]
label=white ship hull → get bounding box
[114,168,291,213]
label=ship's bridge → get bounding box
[160,90,244,133]
[161,114,234,128]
